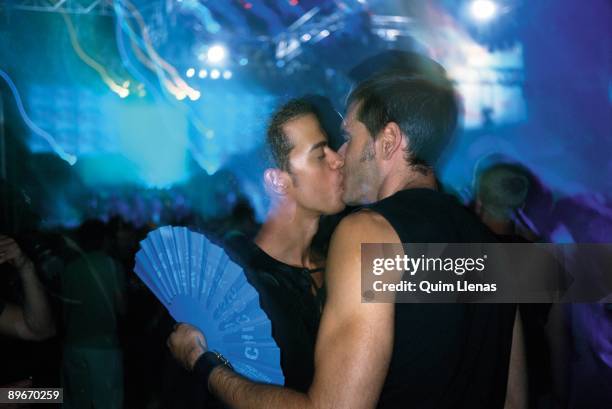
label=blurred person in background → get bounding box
[60,219,126,409]
[0,235,56,340]
[473,159,557,408]
[1,180,58,392]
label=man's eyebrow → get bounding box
[309,140,328,152]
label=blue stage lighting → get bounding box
[189,90,201,101]
[470,0,497,22]
[208,45,227,64]
[210,69,221,79]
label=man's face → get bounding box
[339,103,381,205]
[283,113,345,215]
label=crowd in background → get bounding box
[1,155,611,408]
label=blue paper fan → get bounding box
[134,226,285,385]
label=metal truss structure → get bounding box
[274,6,350,63]
[370,14,415,42]
[1,0,116,16]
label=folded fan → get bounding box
[134,225,284,385]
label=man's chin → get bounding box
[341,191,361,207]
[342,193,373,207]
[323,202,346,215]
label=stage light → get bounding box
[0,68,77,166]
[320,29,330,38]
[189,90,201,101]
[301,33,312,42]
[207,45,227,64]
[210,69,221,79]
[118,88,130,98]
[199,69,208,78]
[186,68,195,78]
[223,70,233,80]
[470,0,497,22]
[239,57,249,66]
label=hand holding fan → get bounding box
[134,225,284,385]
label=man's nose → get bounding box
[337,142,348,158]
[328,148,344,170]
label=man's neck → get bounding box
[481,213,514,236]
[378,166,438,201]
[254,201,320,269]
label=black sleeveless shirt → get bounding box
[224,233,324,393]
[366,188,516,409]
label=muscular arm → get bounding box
[0,262,56,341]
[173,212,399,409]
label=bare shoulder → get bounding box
[332,209,400,245]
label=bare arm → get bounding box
[169,212,398,409]
[504,308,527,409]
[0,236,56,340]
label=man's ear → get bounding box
[264,168,290,195]
[380,122,405,160]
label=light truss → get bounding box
[274,7,348,62]
[2,0,116,16]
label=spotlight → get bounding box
[223,70,232,80]
[210,69,221,79]
[301,33,312,42]
[320,29,330,38]
[207,45,227,64]
[239,57,249,66]
[189,90,201,101]
[186,68,196,78]
[470,0,497,22]
[198,69,208,78]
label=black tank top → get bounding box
[366,188,516,409]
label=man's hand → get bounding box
[167,323,208,371]
[0,235,32,271]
